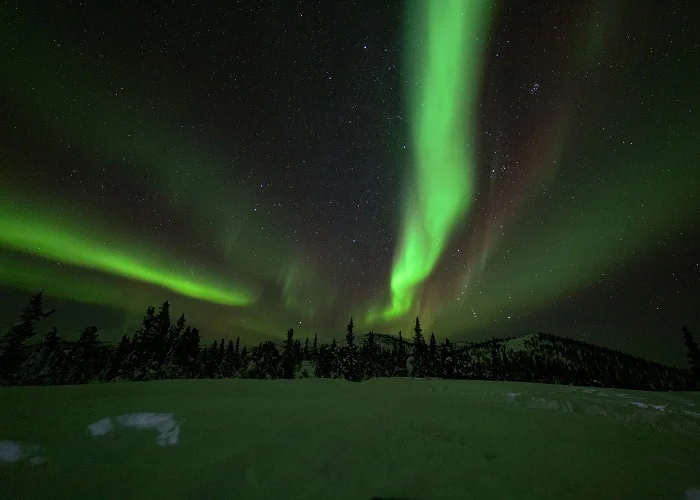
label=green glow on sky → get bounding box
[0,252,130,310]
[0,194,256,307]
[0,16,296,286]
[376,0,493,321]
[282,257,337,322]
[434,97,700,334]
[578,0,615,67]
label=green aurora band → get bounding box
[373,0,494,321]
[0,193,256,307]
[0,12,295,287]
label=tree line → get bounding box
[1,292,698,390]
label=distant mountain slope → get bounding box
[357,331,696,391]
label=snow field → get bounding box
[1,378,698,499]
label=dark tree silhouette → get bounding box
[440,338,456,378]
[169,314,186,349]
[125,305,155,379]
[154,301,171,364]
[394,331,408,377]
[411,317,427,377]
[283,328,296,379]
[428,332,437,377]
[2,295,697,390]
[314,344,333,378]
[683,326,700,379]
[203,340,219,378]
[341,317,360,381]
[69,326,100,384]
[38,327,67,384]
[106,334,130,381]
[250,341,282,379]
[238,345,248,374]
[362,331,380,380]
[0,292,54,383]
[330,338,340,378]
[21,326,64,385]
[294,339,302,366]
[234,336,241,374]
[222,340,235,377]
[174,325,200,378]
[217,338,225,377]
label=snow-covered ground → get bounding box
[1,378,698,499]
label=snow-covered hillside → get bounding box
[1,379,699,499]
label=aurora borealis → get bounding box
[1,1,698,365]
[372,0,493,322]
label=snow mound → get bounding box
[506,392,521,403]
[0,441,46,465]
[0,441,22,463]
[116,412,174,431]
[88,413,182,446]
[629,402,666,412]
[88,417,113,436]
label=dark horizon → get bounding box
[0,290,695,370]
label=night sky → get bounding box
[1,1,698,366]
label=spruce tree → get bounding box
[130,305,156,379]
[41,327,60,365]
[186,327,201,377]
[346,317,355,345]
[0,292,54,384]
[217,338,225,377]
[162,314,184,380]
[169,314,186,350]
[294,339,302,365]
[223,340,235,377]
[330,338,339,378]
[428,332,437,377]
[207,340,219,378]
[107,334,130,381]
[37,327,64,384]
[490,344,501,381]
[234,337,241,375]
[362,331,379,380]
[411,317,427,377]
[342,317,359,381]
[395,331,407,376]
[251,341,281,379]
[314,344,331,378]
[283,328,296,379]
[440,338,456,378]
[239,345,248,376]
[683,326,700,380]
[154,301,171,364]
[70,326,100,384]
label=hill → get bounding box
[352,332,695,391]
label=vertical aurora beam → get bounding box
[381,0,493,320]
